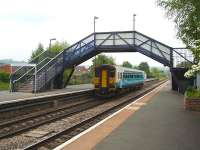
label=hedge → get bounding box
[0,71,9,82]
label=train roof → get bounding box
[115,65,145,73]
[95,64,145,74]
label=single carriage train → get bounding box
[94,64,146,97]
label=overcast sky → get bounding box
[0,0,185,67]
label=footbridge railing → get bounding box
[11,30,194,92]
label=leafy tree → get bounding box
[30,41,70,63]
[30,43,44,61]
[157,0,200,46]
[47,41,70,56]
[122,61,133,68]
[138,62,151,77]
[190,40,200,63]
[151,67,167,79]
[92,54,115,67]
[0,71,9,82]
[176,61,192,68]
[88,54,115,76]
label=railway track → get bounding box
[0,79,164,150]
[0,90,93,122]
[0,97,105,139]
[22,80,166,150]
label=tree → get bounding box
[30,41,70,63]
[122,61,133,68]
[89,54,116,76]
[92,54,115,67]
[47,41,70,57]
[30,43,44,61]
[176,61,192,68]
[157,0,200,46]
[185,40,200,78]
[138,62,151,77]
[151,67,167,79]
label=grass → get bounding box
[0,81,9,91]
[185,87,200,99]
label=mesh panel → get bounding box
[135,33,148,43]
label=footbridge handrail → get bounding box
[11,30,194,92]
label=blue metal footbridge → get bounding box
[11,31,194,93]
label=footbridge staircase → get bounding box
[11,31,194,93]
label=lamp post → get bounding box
[94,16,99,68]
[133,14,136,45]
[49,38,56,51]
[133,14,136,31]
[94,16,99,33]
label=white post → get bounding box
[133,14,136,31]
[9,64,13,92]
[133,14,136,45]
[34,65,37,93]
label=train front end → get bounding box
[94,65,116,97]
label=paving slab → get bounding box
[93,84,200,150]
[0,84,93,103]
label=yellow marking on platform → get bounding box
[125,106,141,110]
[133,102,147,106]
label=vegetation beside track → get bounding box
[0,71,9,90]
[0,81,9,90]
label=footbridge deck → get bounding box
[11,30,194,93]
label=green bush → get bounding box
[0,81,9,90]
[0,71,9,82]
[185,87,200,99]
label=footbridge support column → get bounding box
[170,68,194,94]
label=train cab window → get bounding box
[95,70,99,77]
[110,71,115,77]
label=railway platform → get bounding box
[0,84,93,103]
[57,81,200,150]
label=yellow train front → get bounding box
[94,64,116,97]
[93,64,146,97]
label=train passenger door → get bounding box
[101,70,108,88]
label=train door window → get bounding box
[120,73,122,79]
[95,69,99,77]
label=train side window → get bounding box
[123,73,126,78]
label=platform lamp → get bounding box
[133,14,136,31]
[133,13,136,45]
[49,38,56,53]
[94,16,99,68]
[94,16,99,33]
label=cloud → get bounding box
[0,0,185,66]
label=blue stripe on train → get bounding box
[116,78,144,88]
